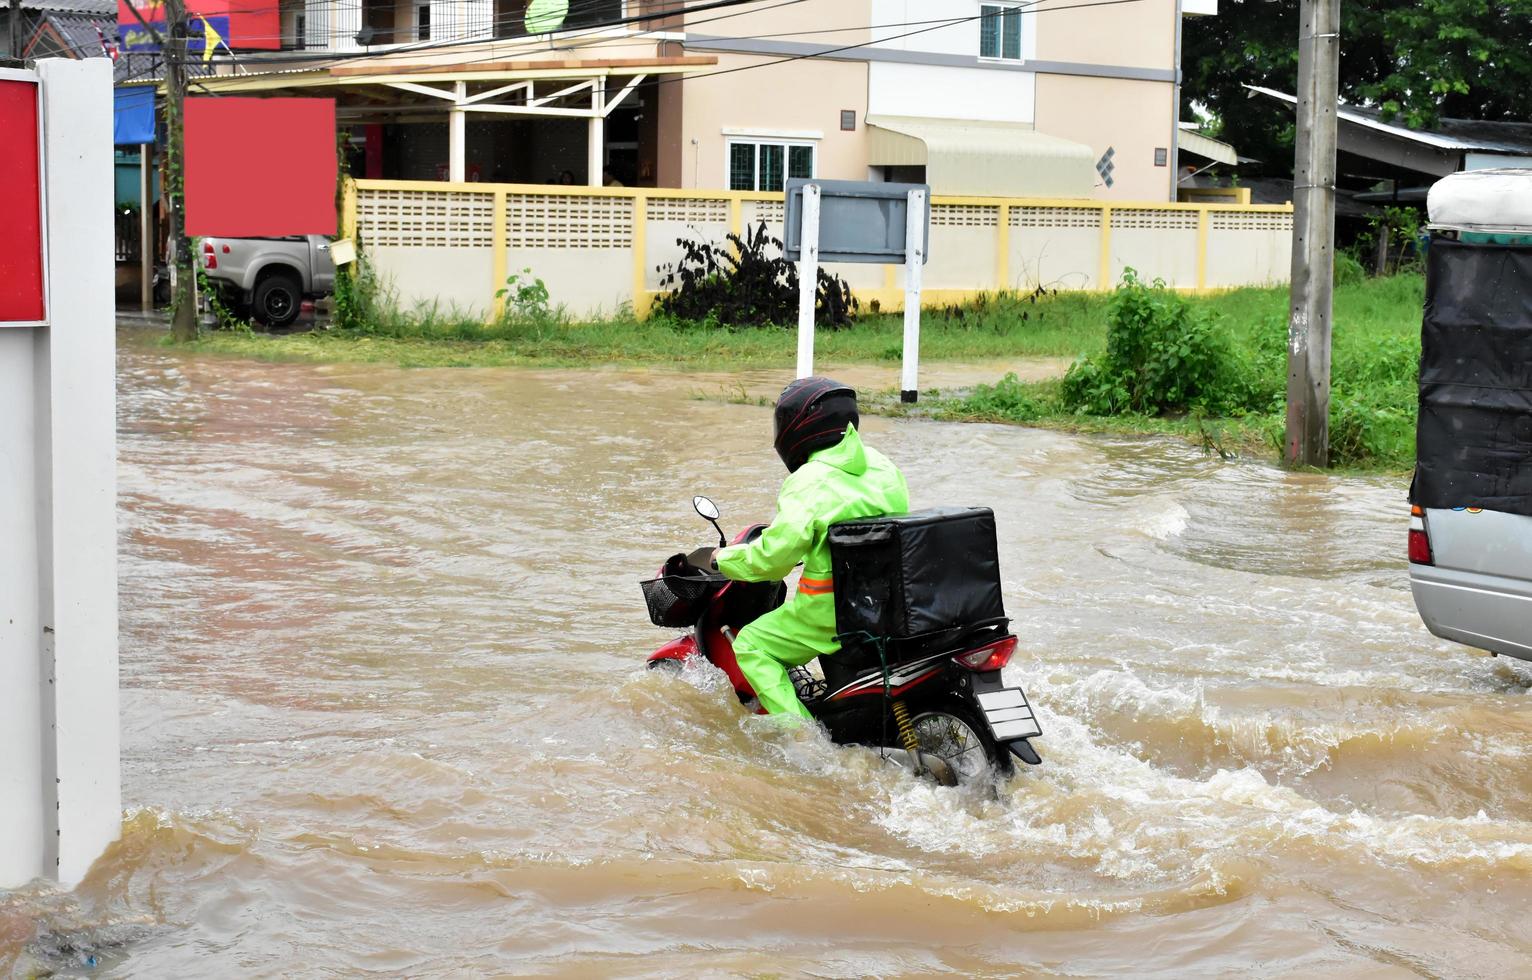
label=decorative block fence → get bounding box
[344,178,1294,319]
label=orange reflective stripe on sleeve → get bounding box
[798,576,834,596]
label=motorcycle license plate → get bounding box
[976,687,1041,741]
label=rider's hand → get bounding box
[686,547,718,572]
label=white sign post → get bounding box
[795,182,821,379]
[900,188,927,403]
[785,179,930,398]
[0,58,120,890]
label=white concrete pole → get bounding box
[795,182,821,378]
[587,79,605,187]
[449,81,466,182]
[1285,0,1340,467]
[900,188,926,403]
[0,58,120,890]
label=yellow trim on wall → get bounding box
[349,178,1293,214]
[341,177,358,240]
[996,202,1011,291]
[492,188,507,316]
[1098,205,1113,290]
[1196,208,1210,291]
[632,193,650,318]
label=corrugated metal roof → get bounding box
[40,11,112,57]
[866,115,1097,198]
[21,0,115,13]
[1179,130,1238,166]
[1245,85,1532,156]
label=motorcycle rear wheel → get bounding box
[910,702,1013,782]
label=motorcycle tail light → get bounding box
[954,635,1017,672]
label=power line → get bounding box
[114,0,782,78]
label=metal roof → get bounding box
[19,0,115,13]
[1245,85,1532,156]
[866,115,1097,199]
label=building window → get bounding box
[416,2,430,41]
[727,140,815,192]
[979,4,1022,61]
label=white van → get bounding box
[1409,169,1532,662]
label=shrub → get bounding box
[654,222,857,328]
[1060,270,1245,415]
[961,372,1054,422]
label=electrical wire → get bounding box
[118,0,1151,99]
[113,0,791,79]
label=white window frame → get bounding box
[725,137,817,192]
[978,4,1025,62]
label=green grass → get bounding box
[172,275,1425,469]
[176,289,1118,369]
[923,274,1426,471]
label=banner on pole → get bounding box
[118,0,280,52]
[0,75,46,326]
[185,97,337,236]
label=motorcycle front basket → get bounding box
[640,572,717,628]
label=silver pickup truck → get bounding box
[199,234,335,328]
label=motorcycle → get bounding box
[640,496,1043,786]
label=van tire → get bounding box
[252,273,302,328]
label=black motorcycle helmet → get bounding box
[773,376,859,472]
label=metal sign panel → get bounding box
[784,179,930,264]
[0,71,46,327]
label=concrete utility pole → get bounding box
[1284,0,1340,467]
[163,0,197,340]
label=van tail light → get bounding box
[1409,505,1433,565]
[954,635,1017,672]
[201,240,217,270]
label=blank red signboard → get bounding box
[0,78,46,325]
[185,97,337,237]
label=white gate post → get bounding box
[795,182,821,378]
[900,188,926,403]
[0,58,120,890]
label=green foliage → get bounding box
[195,265,253,333]
[495,268,554,322]
[654,222,858,328]
[1334,250,1367,287]
[961,373,1054,422]
[329,244,386,334]
[1183,1,1532,177]
[1060,270,1246,415]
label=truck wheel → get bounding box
[252,273,302,328]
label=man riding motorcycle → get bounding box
[687,378,908,717]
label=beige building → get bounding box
[168,0,1215,202]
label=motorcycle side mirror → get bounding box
[693,496,727,548]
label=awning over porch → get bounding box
[866,115,1097,198]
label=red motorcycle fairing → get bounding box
[647,634,697,664]
[647,522,768,703]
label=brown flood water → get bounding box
[4,333,1532,977]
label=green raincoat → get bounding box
[716,424,909,717]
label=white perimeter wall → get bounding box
[354,182,1294,319]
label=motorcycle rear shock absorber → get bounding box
[891,699,922,767]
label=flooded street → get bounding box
[7,332,1532,977]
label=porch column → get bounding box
[587,78,605,187]
[139,143,152,311]
[449,81,466,182]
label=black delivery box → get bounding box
[827,507,1006,643]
